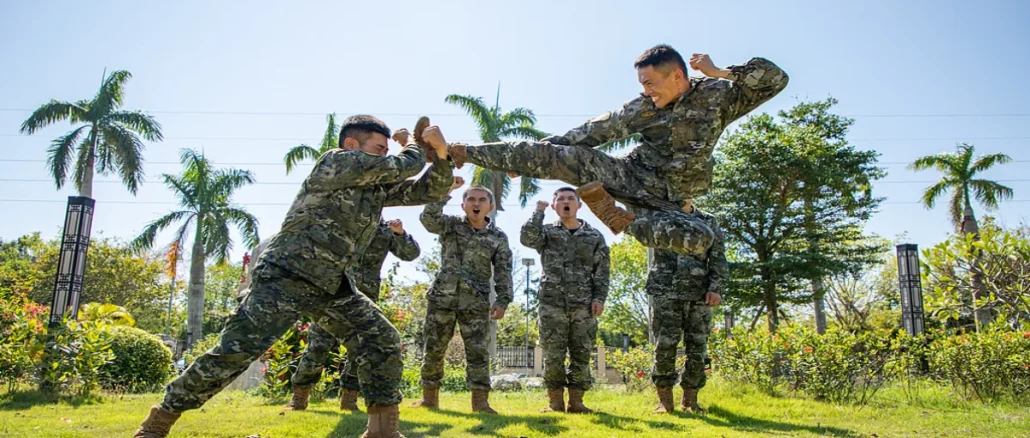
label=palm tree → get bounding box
[131,148,260,348]
[19,69,163,198]
[283,113,338,175]
[909,143,1014,232]
[445,86,548,210]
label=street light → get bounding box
[48,196,95,327]
[896,244,925,336]
[521,258,535,372]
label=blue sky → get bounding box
[1,0,1029,294]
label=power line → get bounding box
[2,198,1030,206]
[3,108,1030,118]
[5,178,1030,186]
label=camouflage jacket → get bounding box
[644,207,727,301]
[520,211,610,307]
[420,196,514,309]
[347,220,421,300]
[543,57,788,204]
[253,144,453,294]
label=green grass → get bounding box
[1,378,1027,437]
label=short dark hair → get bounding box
[338,115,391,147]
[553,186,578,200]
[634,44,687,76]
[463,185,495,204]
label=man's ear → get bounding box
[341,137,359,150]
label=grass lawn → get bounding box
[1,378,1027,437]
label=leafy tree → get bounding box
[699,99,885,332]
[19,70,162,198]
[131,149,259,348]
[79,302,136,327]
[599,237,649,344]
[283,113,338,174]
[909,143,1013,232]
[445,89,548,209]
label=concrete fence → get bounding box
[494,345,625,384]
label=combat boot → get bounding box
[540,388,565,413]
[412,387,439,409]
[448,143,467,168]
[133,405,181,438]
[340,388,361,412]
[360,403,406,438]
[471,389,498,414]
[577,182,636,234]
[566,388,594,414]
[282,386,310,411]
[681,387,704,414]
[652,386,675,414]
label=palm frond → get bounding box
[319,113,338,153]
[518,176,541,208]
[103,125,146,194]
[72,131,96,195]
[107,110,164,141]
[948,189,964,230]
[919,179,953,209]
[970,152,1013,175]
[45,126,87,190]
[222,206,260,249]
[210,168,255,200]
[908,153,959,173]
[444,94,494,139]
[202,213,233,265]
[969,179,1014,210]
[283,145,321,175]
[503,124,549,141]
[130,210,194,252]
[499,108,537,128]
[89,70,132,118]
[162,174,198,209]
[19,100,81,134]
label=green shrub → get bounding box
[927,329,1030,403]
[100,326,173,393]
[608,345,654,392]
[37,318,114,398]
[0,291,48,391]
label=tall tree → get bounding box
[19,70,163,198]
[445,86,548,209]
[283,113,338,175]
[131,149,259,348]
[699,100,885,332]
[600,237,650,344]
[909,143,1013,232]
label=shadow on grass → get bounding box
[308,406,570,437]
[699,405,859,437]
[0,389,103,411]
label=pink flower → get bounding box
[261,365,267,374]
[300,323,310,332]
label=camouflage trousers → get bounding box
[290,322,363,391]
[539,304,598,391]
[650,296,712,389]
[160,265,402,412]
[466,141,714,256]
[419,296,492,391]
[293,288,382,391]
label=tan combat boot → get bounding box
[282,386,310,411]
[133,405,181,438]
[681,387,704,414]
[411,387,439,409]
[413,116,433,163]
[566,388,594,414]
[471,389,498,414]
[652,386,675,414]
[577,182,636,234]
[360,403,406,438]
[340,388,361,411]
[540,388,565,413]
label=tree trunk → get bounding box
[764,280,779,333]
[491,172,505,212]
[80,146,95,199]
[186,218,206,349]
[962,204,993,329]
[646,248,655,344]
[813,276,827,334]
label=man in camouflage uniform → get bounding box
[520,187,609,414]
[134,115,454,438]
[441,44,787,257]
[648,206,726,414]
[415,183,514,414]
[283,218,421,413]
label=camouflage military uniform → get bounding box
[520,210,609,391]
[647,207,726,390]
[418,196,514,391]
[291,220,421,391]
[462,57,787,256]
[160,143,452,413]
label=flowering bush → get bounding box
[926,328,1030,402]
[608,344,654,392]
[0,290,48,391]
